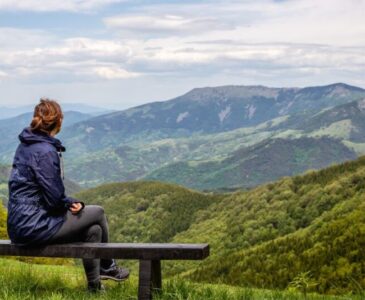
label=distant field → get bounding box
[0,258,362,300]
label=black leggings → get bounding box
[49,205,115,283]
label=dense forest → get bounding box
[73,181,223,243]
[185,157,365,294]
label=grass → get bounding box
[0,258,363,300]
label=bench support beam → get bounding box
[138,260,162,300]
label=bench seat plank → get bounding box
[0,240,209,260]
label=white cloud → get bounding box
[104,14,234,35]
[0,36,137,80]
[0,70,8,78]
[0,33,363,85]
[92,66,140,79]
[0,0,127,12]
[0,0,364,103]
[103,0,365,46]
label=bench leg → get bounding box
[138,260,162,300]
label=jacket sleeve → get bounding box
[34,150,82,211]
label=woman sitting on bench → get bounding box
[7,98,129,292]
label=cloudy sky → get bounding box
[0,0,364,109]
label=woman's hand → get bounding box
[69,202,83,214]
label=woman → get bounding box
[7,98,129,292]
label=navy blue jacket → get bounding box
[7,127,80,245]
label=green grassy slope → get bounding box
[0,258,361,300]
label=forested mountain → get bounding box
[69,156,365,294]
[59,83,365,153]
[144,137,357,190]
[73,181,222,243]
[58,83,365,189]
[185,157,365,294]
[292,99,365,143]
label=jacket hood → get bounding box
[18,127,66,152]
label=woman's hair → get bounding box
[30,98,64,135]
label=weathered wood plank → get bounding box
[0,240,209,260]
[138,260,162,300]
[151,260,162,292]
[138,260,153,300]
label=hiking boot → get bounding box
[100,266,130,281]
[87,280,105,293]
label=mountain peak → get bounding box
[301,82,365,93]
[177,85,285,102]
[328,82,365,91]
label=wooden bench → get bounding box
[0,240,209,300]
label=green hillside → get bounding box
[73,181,222,243]
[169,156,365,294]
[144,137,357,190]
[64,116,277,187]
[191,196,365,295]
[70,157,365,294]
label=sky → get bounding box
[0,0,364,110]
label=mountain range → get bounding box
[62,83,365,190]
[59,83,365,151]
[1,82,365,190]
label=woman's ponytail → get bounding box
[30,115,44,132]
[30,98,64,135]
